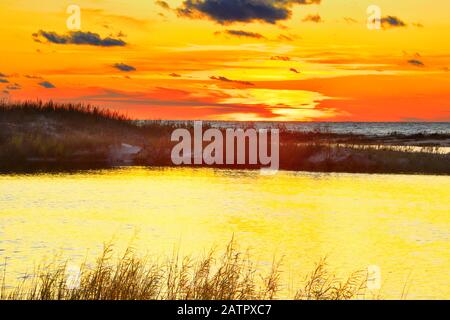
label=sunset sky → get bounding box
[1,0,450,121]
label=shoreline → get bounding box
[1,161,449,176]
[3,138,449,175]
[1,136,449,175]
[1,101,449,175]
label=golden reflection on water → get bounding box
[0,167,449,299]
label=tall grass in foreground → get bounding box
[0,240,369,300]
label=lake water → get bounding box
[0,167,449,299]
[139,121,450,136]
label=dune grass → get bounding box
[0,101,180,169]
[0,100,129,122]
[0,101,133,164]
[0,239,369,300]
[1,100,448,174]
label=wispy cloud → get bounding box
[302,14,322,23]
[6,83,21,90]
[343,17,358,24]
[277,34,294,41]
[210,75,254,86]
[271,55,291,61]
[155,1,171,10]
[24,74,43,79]
[222,29,265,39]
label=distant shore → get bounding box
[1,101,449,175]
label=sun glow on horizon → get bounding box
[0,0,449,121]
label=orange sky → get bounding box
[1,0,450,121]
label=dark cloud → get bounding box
[223,29,265,39]
[0,78,9,83]
[407,59,424,67]
[35,30,127,47]
[113,63,137,72]
[155,1,171,10]
[169,73,182,77]
[0,72,7,78]
[380,16,406,29]
[210,75,254,86]
[302,14,322,23]
[38,81,56,88]
[271,55,290,61]
[289,68,300,73]
[177,0,321,24]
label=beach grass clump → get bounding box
[294,258,367,300]
[0,101,181,168]
[0,100,130,123]
[0,100,140,165]
[0,239,368,300]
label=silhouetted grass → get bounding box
[0,239,369,300]
[1,100,448,174]
[279,142,450,174]
[0,101,133,165]
[0,100,129,122]
[294,258,367,300]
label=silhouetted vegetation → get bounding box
[0,239,369,300]
[0,101,173,170]
[1,101,449,174]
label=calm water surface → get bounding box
[141,121,450,136]
[0,168,449,299]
